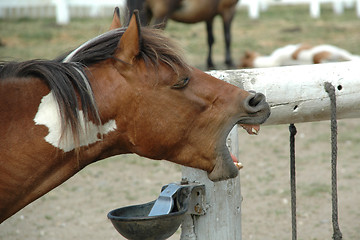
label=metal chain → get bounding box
[324,82,343,240]
[289,123,297,240]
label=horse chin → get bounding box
[207,145,239,182]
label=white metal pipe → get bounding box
[208,61,360,125]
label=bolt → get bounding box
[194,204,203,214]
[181,178,189,185]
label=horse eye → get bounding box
[171,77,190,89]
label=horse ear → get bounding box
[115,10,141,64]
[109,7,122,30]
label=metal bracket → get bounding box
[148,181,206,217]
[180,181,206,215]
[148,183,182,216]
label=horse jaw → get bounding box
[207,124,261,181]
[207,145,238,181]
[206,121,240,182]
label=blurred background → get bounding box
[0,0,359,239]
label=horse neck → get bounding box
[0,64,128,222]
[79,64,131,161]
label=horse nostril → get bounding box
[249,92,265,107]
[245,92,266,112]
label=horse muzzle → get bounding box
[208,91,271,181]
[238,91,271,125]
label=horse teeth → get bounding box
[251,127,258,134]
[234,162,243,170]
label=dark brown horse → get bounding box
[127,0,239,69]
[0,10,270,223]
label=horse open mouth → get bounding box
[227,124,260,170]
[239,124,260,135]
[208,92,271,181]
[208,123,261,181]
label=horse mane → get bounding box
[0,24,188,151]
[0,60,101,150]
[58,27,189,74]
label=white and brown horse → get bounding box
[127,0,239,69]
[0,10,270,223]
[239,43,360,68]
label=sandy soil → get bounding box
[1,119,359,240]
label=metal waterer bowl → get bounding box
[107,200,188,240]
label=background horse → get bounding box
[239,43,360,68]
[127,0,239,69]
[0,10,270,223]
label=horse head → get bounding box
[90,12,270,181]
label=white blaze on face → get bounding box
[34,91,117,152]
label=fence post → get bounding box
[0,0,5,19]
[180,126,242,240]
[248,0,260,19]
[54,0,70,25]
[333,0,344,15]
[310,0,320,18]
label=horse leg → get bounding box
[222,9,236,68]
[206,18,216,69]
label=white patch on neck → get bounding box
[34,91,117,152]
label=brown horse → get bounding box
[127,0,239,69]
[0,10,270,223]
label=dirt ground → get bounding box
[1,119,359,240]
[1,4,360,240]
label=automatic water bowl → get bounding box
[107,200,186,240]
[107,182,205,240]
